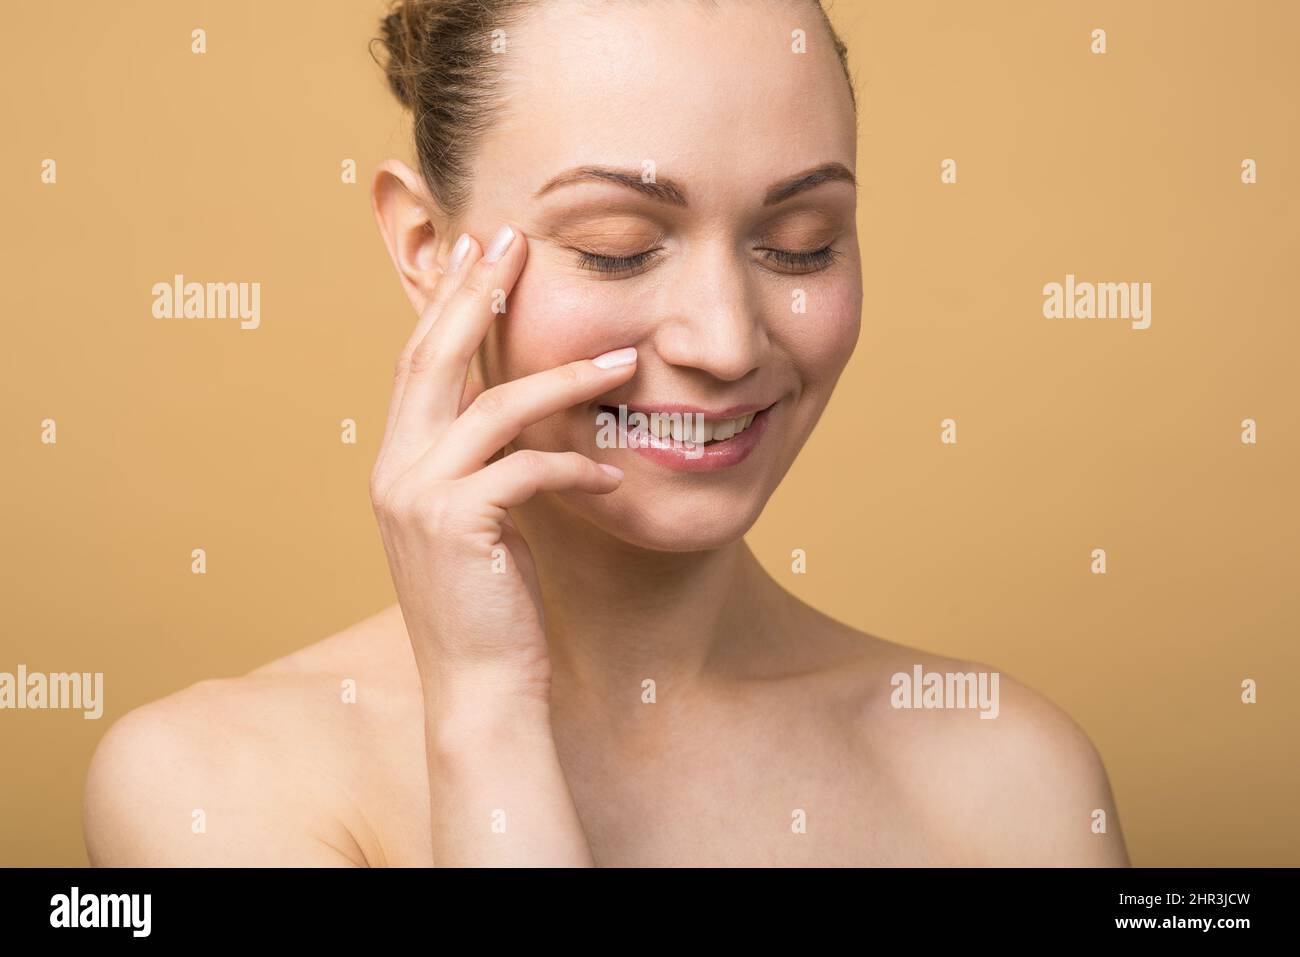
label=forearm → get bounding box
[423,689,595,867]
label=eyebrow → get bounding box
[763,163,857,206]
[532,162,856,207]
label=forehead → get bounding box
[472,0,856,209]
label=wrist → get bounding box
[423,680,554,756]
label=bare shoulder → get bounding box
[799,609,1129,866]
[83,605,418,867]
[920,661,1124,865]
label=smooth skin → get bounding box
[83,0,1129,867]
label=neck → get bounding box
[511,495,782,719]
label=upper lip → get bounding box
[599,400,777,419]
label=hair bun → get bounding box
[374,0,427,110]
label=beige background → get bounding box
[2,0,1296,866]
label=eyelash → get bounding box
[759,246,840,273]
[576,249,662,276]
[573,245,840,277]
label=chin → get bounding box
[566,484,772,553]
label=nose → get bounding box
[649,241,770,382]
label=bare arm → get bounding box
[424,691,594,866]
[367,215,638,865]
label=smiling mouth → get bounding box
[597,403,776,445]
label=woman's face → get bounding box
[460,0,860,551]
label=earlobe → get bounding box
[371,159,444,312]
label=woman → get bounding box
[84,0,1129,866]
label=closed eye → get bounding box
[574,247,663,277]
[756,245,840,275]
[572,245,841,278]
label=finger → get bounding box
[380,233,482,456]
[466,449,624,512]
[459,350,486,417]
[389,223,527,448]
[417,347,639,481]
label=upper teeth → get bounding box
[645,411,757,443]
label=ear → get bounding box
[371,159,448,314]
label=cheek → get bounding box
[480,262,861,426]
[483,268,637,382]
[775,277,862,385]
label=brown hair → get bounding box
[372,0,856,219]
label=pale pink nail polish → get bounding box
[592,347,637,369]
[447,233,471,272]
[483,224,516,263]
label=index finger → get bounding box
[380,232,482,457]
[389,222,527,451]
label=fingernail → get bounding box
[592,347,638,369]
[599,464,625,480]
[483,224,516,263]
[447,233,471,272]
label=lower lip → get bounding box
[605,404,776,472]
